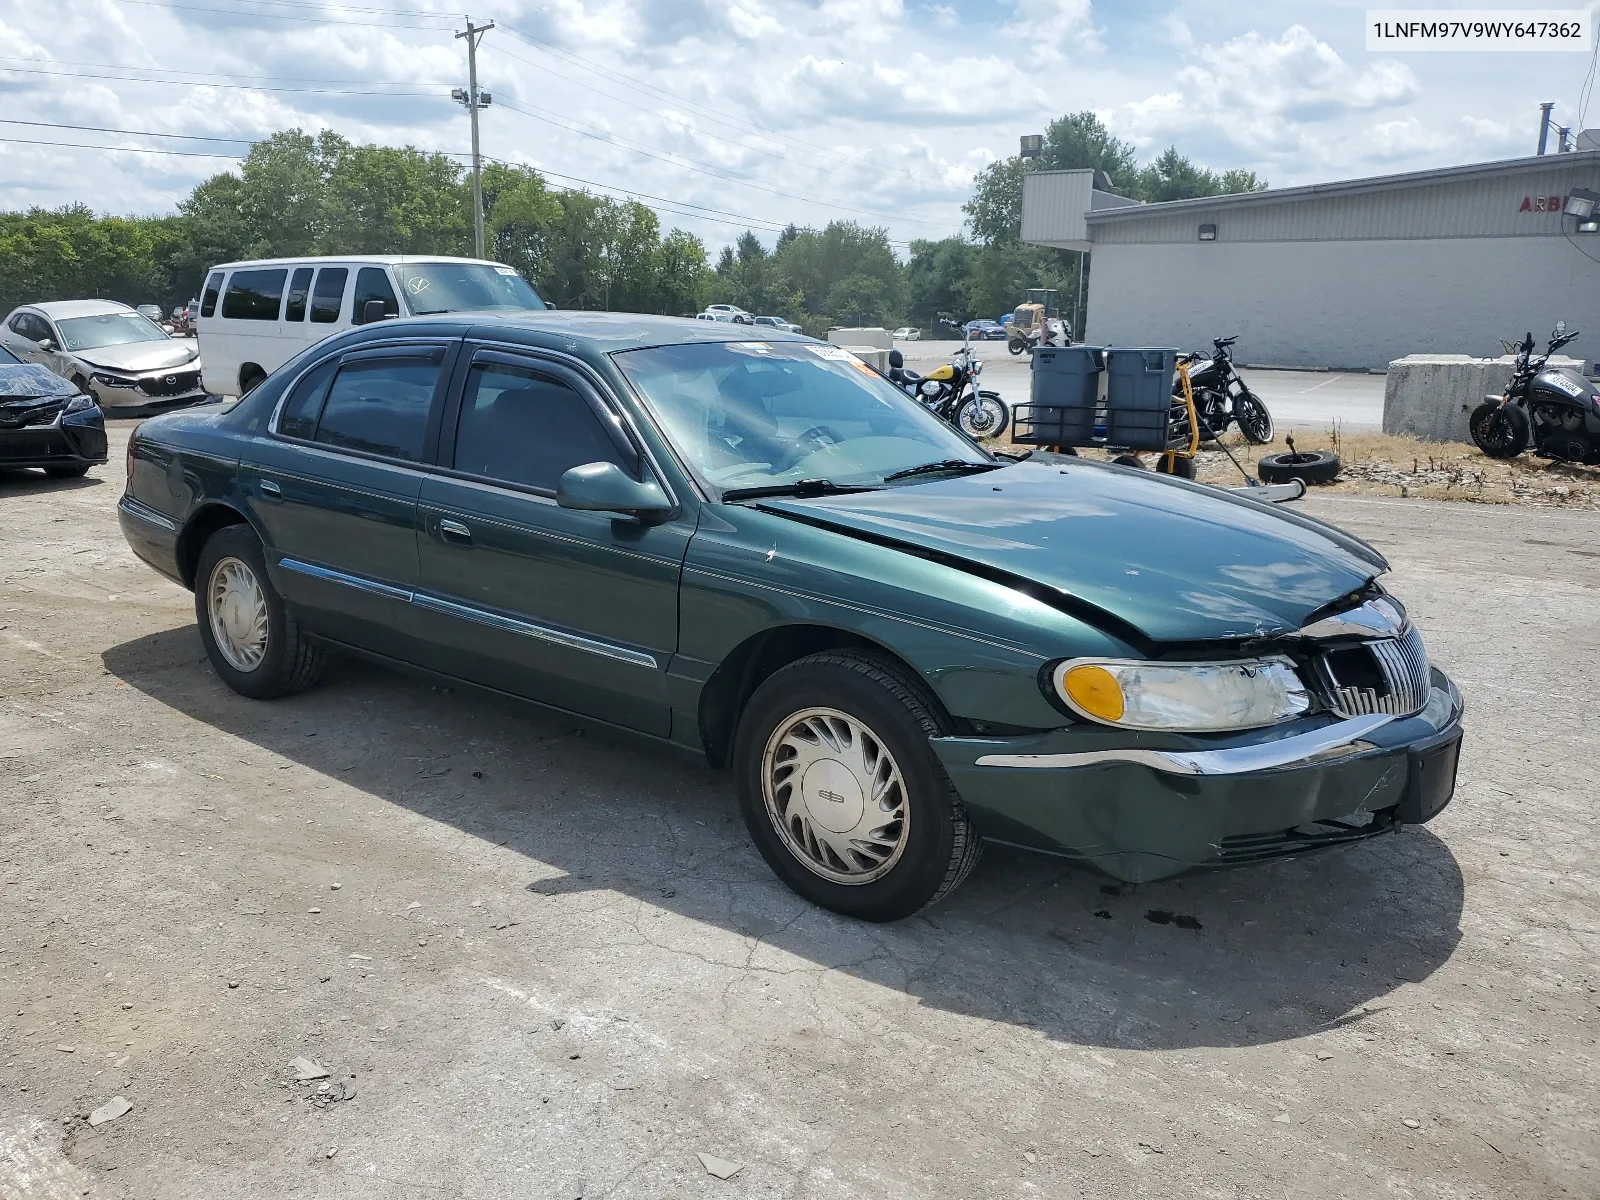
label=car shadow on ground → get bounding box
[0,469,104,496]
[103,627,1465,1053]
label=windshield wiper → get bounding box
[882,459,1004,483]
[721,478,881,502]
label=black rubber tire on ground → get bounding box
[44,464,91,479]
[194,524,328,700]
[1111,453,1144,468]
[1258,448,1341,485]
[1155,453,1198,479]
[239,368,267,396]
[1469,400,1530,459]
[1234,391,1275,444]
[1007,338,1027,356]
[732,651,983,922]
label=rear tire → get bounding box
[1258,449,1341,485]
[194,524,327,699]
[733,651,982,922]
[1156,454,1197,479]
[1007,338,1026,356]
[1112,453,1144,468]
[1470,401,1530,459]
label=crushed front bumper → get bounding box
[931,669,1464,883]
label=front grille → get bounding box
[0,399,66,428]
[138,370,201,397]
[1314,624,1430,718]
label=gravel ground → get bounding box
[1,424,1596,1199]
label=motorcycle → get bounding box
[1470,322,1598,463]
[1175,335,1274,444]
[885,317,1010,440]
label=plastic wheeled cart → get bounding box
[1013,345,1201,476]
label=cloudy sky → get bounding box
[1,0,1597,250]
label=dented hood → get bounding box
[758,460,1385,644]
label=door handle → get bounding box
[259,479,282,501]
[438,518,472,544]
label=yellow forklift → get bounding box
[1006,289,1062,355]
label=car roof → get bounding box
[204,254,509,271]
[25,300,137,319]
[353,310,814,354]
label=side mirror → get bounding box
[556,461,672,518]
[888,349,904,369]
[1555,321,1567,336]
[361,299,390,325]
[36,338,55,352]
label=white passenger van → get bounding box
[195,255,548,396]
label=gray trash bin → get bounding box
[1016,345,1102,446]
[1104,347,1179,451]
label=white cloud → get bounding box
[1002,0,1100,62]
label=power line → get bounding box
[0,63,437,97]
[0,135,244,159]
[111,0,455,30]
[0,117,258,144]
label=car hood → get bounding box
[76,342,199,372]
[756,460,1386,644]
[0,363,78,401]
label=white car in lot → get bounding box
[698,304,754,324]
[893,327,921,341]
[196,254,548,396]
[0,300,207,413]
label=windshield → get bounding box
[0,343,19,365]
[55,312,168,352]
[613,340,989,495]
[392,262,547,315]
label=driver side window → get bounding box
[452,362,634,493]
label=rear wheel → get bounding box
[194,525,327,699]
[1111,453,1144,468]
[955,391,1009,439]
[1007,338,1027,356]
[1235,391,1275,444]
[1470,401,1530,459]
[1155,453,1197,479]
[733,652,982,921]
[239,366,267,396]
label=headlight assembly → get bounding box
[64,394,97,413]
[91,372,138,388]
[1051,657,1310,732]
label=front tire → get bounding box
[44,464,91,479]
[194,525,327,699]
[1470,401,1530,459]
[1234,391,1275,444]
[733,652,982,921]
[955,391,1009,439]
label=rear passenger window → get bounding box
[313,353,442,461]
[221,269,288,321]
[277,359,337,440]
[352,267,399,324]
[453,363,632,492]
[200,272,224,318]
[310,268,347,324]
[284,267,313,322]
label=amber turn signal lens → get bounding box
[1062,665,1125,722]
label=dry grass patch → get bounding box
[1008,427,1600,509]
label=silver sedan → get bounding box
[0,300,208,413]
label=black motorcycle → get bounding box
[1470,322,1599,463]
[885,318,1010,440]
[1175,335,1274,444]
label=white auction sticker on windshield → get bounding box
[493,266,518,275]
[808,344,859,362]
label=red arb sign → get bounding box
[1520,195,1562,212]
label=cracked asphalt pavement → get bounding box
[1,427,1596,1197]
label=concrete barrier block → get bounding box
[828,327,892,351]
[1383,354,1587,443]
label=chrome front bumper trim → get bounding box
[973,713,1396,776]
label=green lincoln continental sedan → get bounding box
[118,312,1463,921]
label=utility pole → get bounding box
[454,18,494,258]
[1537,102,1555,155]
